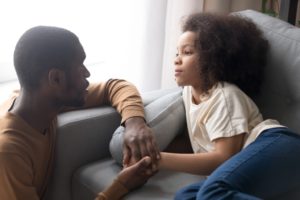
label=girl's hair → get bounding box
[182,13,269,97]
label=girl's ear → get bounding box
[48,68,66,87]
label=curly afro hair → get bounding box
[182,12,269,97]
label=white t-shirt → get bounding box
[183,82,284,153]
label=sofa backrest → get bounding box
[234,10,300,133]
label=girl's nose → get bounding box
[174,54,182,65]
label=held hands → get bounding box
[117,156,155,190]
[123,117,160,171]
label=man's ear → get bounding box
[48,68,66,87]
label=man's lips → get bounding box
[83,81,90,93]
[85,80,90,89]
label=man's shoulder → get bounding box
[0,138,30,173]
[0,127,21,149]
[0,133,22,155]
[0,112,19,131]
[0,90,19,117]
[0,114,29,155]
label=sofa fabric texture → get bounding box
[44,10,300,200]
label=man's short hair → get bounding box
[14,26,80,90]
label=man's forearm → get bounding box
[105,79,145,124]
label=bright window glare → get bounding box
[0,0,146,84]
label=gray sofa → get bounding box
[44,10,300,200]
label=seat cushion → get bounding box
[72,159,204,200]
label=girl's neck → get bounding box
[191,82,219,104]
[191,86,203,105]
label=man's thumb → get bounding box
[138,156,152,168]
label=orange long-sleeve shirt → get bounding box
[0,79,144,200]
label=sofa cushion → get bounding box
[72,159,204,200]
[109,90,186,165]
[233,10,300,133]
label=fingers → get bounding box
[124,135,142,164]
[137,156,152,168]
[147,138,161,160]
[123,121,160,168]
[144,139,160,170]
[122,146,131,167]
[132,130,160,162]
[130,143,142,163]
[117,156,155,191]
[129,136,159,169]
[135,156,157,176]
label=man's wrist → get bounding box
[98,178,129,200]
[124,117,146,128]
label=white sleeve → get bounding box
[205,87,250,141]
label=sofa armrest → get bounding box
[45,106,121,200]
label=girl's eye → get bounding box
[184,50,192,55]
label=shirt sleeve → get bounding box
[205,86,250,141]
[73,79,145,124]
[0,153,40,200]
[95,179,129,200]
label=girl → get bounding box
[158,13,300,199]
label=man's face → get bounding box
[61,43,90,107]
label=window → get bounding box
[0,0,148,85]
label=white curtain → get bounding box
[161,0,204,90]
[0,0,204,97]
[136,0,205,91]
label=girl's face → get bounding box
[174,31,201,88]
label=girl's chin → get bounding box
[175,78,188,87]
[175,81,186,87]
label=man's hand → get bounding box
[123,117,160,168]
[117,156,156,190]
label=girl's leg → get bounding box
[174,180,205,200]
[196,128,300,200]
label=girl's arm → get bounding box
[159,133,245,175]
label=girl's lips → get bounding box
[175,70,182,77]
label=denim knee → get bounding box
[174,181,204,200]
[197,181,224,200]
[197,181,262,200]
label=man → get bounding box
[0,26,159,199]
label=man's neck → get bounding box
[10,89,60,134]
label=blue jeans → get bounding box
[174,128,300,200]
